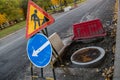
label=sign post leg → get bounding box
[38,68,46,80]
[30,63,34,80]
[45,28,48,37]
[52,68,56,80]
[40,68,44,78]
[41,30,46,36]
[50,60,56,80]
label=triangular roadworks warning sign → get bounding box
[26,0,55,39]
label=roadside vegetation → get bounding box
[0,0,85,38]
[0,21,25,38]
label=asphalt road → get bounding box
[0,0,115,80]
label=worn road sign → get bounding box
[27,33,52,68]
[26,1,55,39]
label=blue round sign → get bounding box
[27,33,52,68]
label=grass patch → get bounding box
[0,21,26,38]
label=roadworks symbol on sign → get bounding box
[26,1,55,39]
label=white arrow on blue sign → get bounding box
[27,33,52,68]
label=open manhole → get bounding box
[71,46,105,67]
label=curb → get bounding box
[113,0,119,79]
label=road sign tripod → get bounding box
[29,27,72,80]
[27,1,57,80]
[30,28,56,80]
[29,26,70,80]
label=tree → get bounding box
[0,0,24,21]
[0,13,7,25]
[51,0,59,5]
[19,0,28,19]
[33,0,52,11]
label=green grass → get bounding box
[0,21,26,38]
